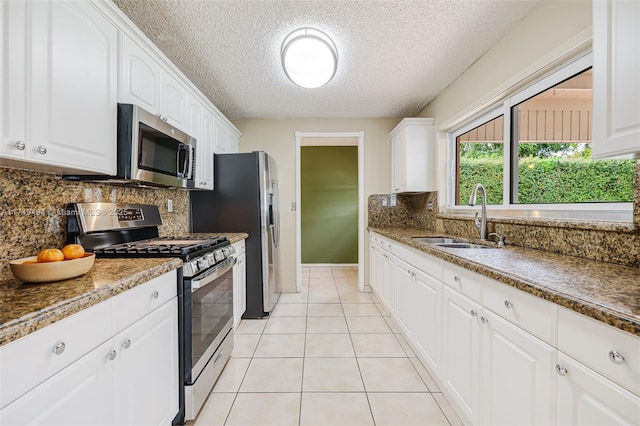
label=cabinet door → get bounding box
[200,109,215,189]
[592,0,640,158]
[233,252,247,327]
[119,34,161,115]
[394,259,414,336]
[30,0,117,174]
[161,71,188,131]
[442,286,481,425]
[0,340,117,426]
[214,119,227,154]
[391,134,405,193]
[368,241,378,293]
[481,310,556,426]
[412,268,443,375]
[557,353,640,425]
[189,97,208,190]
[114,299,179,426]
[0,0,27,160]
[225,127,239,153]
[381,250,395,315]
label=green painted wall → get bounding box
[301,146,358,264]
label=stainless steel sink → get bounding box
[411,236,496,249]
[411,237,468,244]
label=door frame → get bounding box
[295,131,365,292]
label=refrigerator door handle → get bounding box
[272,181,280,248]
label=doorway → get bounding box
[295,132,365,292]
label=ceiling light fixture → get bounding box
[281,27,337,89]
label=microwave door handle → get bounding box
[176,143,189,178]
[185,144,195,179]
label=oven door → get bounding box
[183,256,235,383]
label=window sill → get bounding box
[438,212,638,234]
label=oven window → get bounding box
[191,268,233,368]
[139,123,180,175]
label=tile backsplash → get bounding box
[0,168,190,272]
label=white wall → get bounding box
[232,118,400,292]
[417,0,593,210]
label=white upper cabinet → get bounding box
[390,117,436,193]
[0,1,27,161]
[198,107,215,190]
[1,0,117,174]
[592,0,640,159]
[119,34,188,132]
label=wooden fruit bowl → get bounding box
[9,253,95,283]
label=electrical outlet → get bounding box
[428,201,434,211]
[291,202,296,211]
[390,194,397,207]
[382,198,388,207]
[167,199,173,212]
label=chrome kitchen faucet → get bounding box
[468,183,488,240]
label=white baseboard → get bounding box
[302,263,358,267]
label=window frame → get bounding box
[446,51,633,221]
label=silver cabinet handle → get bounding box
[36,146,47,155]
[163,116,168,122]
[152,290,159,299]
[609,350,625,365]
[155,113,162,118]
[123,339,131,349]
[470,310,478,317]
[504,300,513,309]
[14,141,25,150]
[556,364,567,376]
[480,316,488,324]
[454,276,461,284]
[52,341,66,355]
[107,350,117,361]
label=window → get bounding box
[451,53,635,212]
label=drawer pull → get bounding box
[36,145,47,155]
[107,350,117,361]
[152,290,159,299]
[52,341,66,355]
[504,300,513,309]
[470,310,478,318]
[123,338,131,349]
[480,316,488,324]
[454,276,461,284]
[556,364,568,376]
[609,350,625,365]
[14,141,25,151]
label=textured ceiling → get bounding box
[112,0,540,119]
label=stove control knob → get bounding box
[214,249,225,262]
[196,258,207,270]
[205,253,216,264]
[187,260,199,275]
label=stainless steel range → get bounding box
[66,202,235,424]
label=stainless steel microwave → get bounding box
[64,104,196,189]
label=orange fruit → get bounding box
[37,248,64,263]
[61,244,85,260]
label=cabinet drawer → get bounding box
[443,262,483,303]
[394,243,443,281]
[558,307,640,396]
[113,270,177,334]
[483,278,557,345]
[0,299,113,409]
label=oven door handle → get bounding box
[191,256,236,293]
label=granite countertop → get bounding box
[189,232,248,244]
[0,257,183,347]
[369,227,640,337]
[0,232,248,347]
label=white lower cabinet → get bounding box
[481,309,556,425]
[233,240,247,328]
[368,231,640,426]
[0,272,179,426]
[442,286,482,425]
[0,339,117,425]
[114,300,179,426]
[556,353,640,425]
[368,235,394,315]
[394,259,442,374]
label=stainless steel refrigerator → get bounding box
[190,151,280,318]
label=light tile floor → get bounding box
[189,266,463,426]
